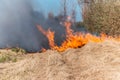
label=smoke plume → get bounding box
[0,0,44,52]
[0,0,67,52]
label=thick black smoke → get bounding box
[0,0,67,52]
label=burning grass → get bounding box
[37,21,120,52]
[1,16,120,80]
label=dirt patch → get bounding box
[0,40,120,80]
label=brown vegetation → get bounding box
[81,0,120,36]
[1,40,120,80]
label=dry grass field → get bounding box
[0,40,120,80]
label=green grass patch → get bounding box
[0,48,26,63]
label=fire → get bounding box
[37,25,56,48]
[37,21,120,52]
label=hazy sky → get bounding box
[32,0,82,21]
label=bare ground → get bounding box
[0,40,120,80]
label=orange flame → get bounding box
[37,21,120,52]
[37,25,56,48]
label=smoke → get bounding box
[0,0,44,52]
[33,12,66,45]
[0,0,67,52]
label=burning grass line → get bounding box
[37,21,120,52]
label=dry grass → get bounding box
[0,52,48,80]
[64,40,120,80]
[0,49,25,63]
[46,52,74,80]
[83,0,120,36]
[1,40,120,80]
